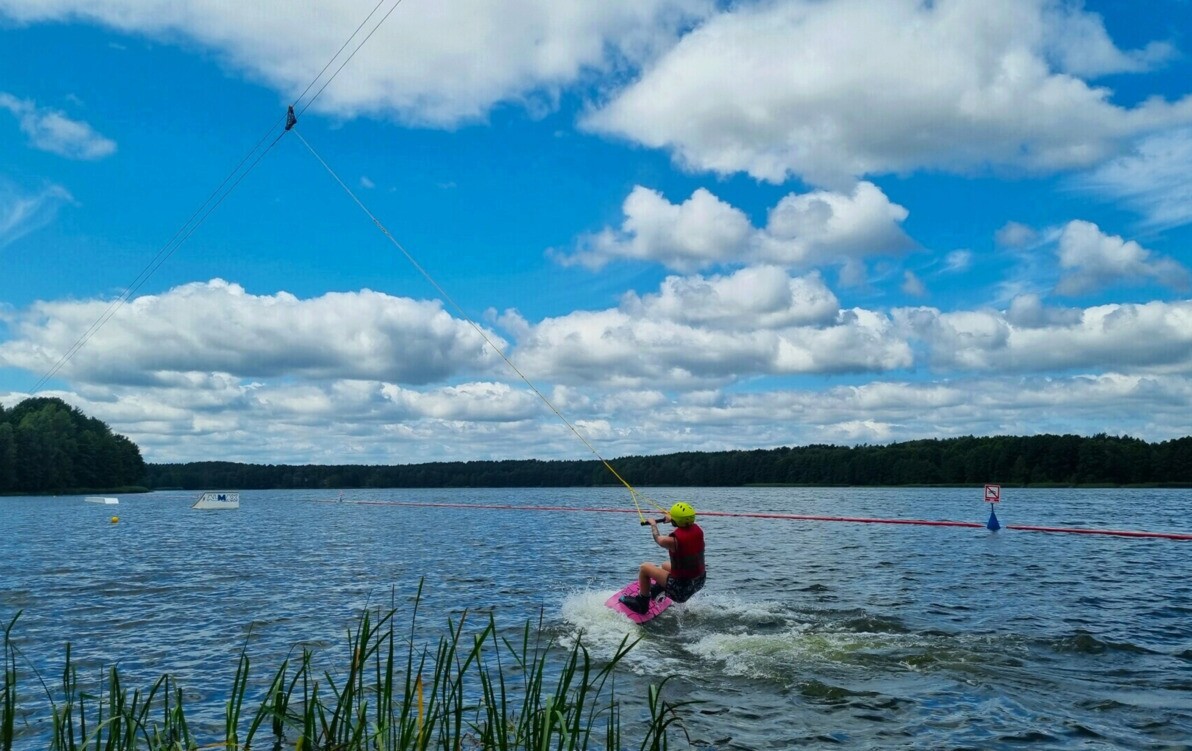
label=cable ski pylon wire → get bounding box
[17,0,662,520]
[290,129,662,521]
[27,0,406,396]
[293,0,408,119]
[290,0,390,115]
[30,127,288,395]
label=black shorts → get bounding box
[665,573,706,603]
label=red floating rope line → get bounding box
[322,499,1192,540]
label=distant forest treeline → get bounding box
[5,397,1192,494]
[146,433,1192,490]
[0,397,146,493]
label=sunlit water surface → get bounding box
[2,487,1190,750]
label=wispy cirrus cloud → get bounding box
[0,180,75,249]
[1076,128,1192,231]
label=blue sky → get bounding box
[3,0,1192,466]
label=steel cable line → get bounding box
[284,0,672,520]
[28,0,404,394]
[294,0,407,118]
[24,0,665,520]
[291,128,665,521]
[283,0,664,518]
[30,128,288,393]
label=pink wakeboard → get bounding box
[604,581,673,624]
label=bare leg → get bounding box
[639,562,669,596]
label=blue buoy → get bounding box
[986,507,1001,531]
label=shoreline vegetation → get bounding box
[145,433,1192,491]
[2,587,686,751]
[4,397,1192,494]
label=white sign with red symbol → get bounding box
[984,484,1001,503]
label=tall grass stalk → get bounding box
[2,613,19,749]
[1,589,688,750]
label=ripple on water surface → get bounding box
[2,487,1191,751]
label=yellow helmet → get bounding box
[669,502,696,526]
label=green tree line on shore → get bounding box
[0,397,146,494]
[146,433,1192,490]
[4,396,1192,493]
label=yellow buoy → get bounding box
[110,516,119,523]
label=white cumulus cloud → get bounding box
[754,181,913,265]
[0,93,116,159]
[897,299,1192,374]
[620,266,840,329]
[562,186,752,271]
[509,267,911,387]
[0,0,711,127]
[584,0,1192,186]
[1054,220,1189,295]
[560,181,913,273]
[0,279,505,385]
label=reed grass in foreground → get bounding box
[2,588,691,750]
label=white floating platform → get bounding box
[84,496,120,505]
[192,491,240,510]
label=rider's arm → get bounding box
[649,519,677,550]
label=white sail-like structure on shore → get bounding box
[192,491,240,510]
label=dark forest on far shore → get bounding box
[147,433,1192,491]
[5,397,1192,494]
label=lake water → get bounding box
[2,487,1190,750]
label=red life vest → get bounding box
[668,523,705,579]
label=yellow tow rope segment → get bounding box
[290,126,667,518]
[602,461,667,521]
